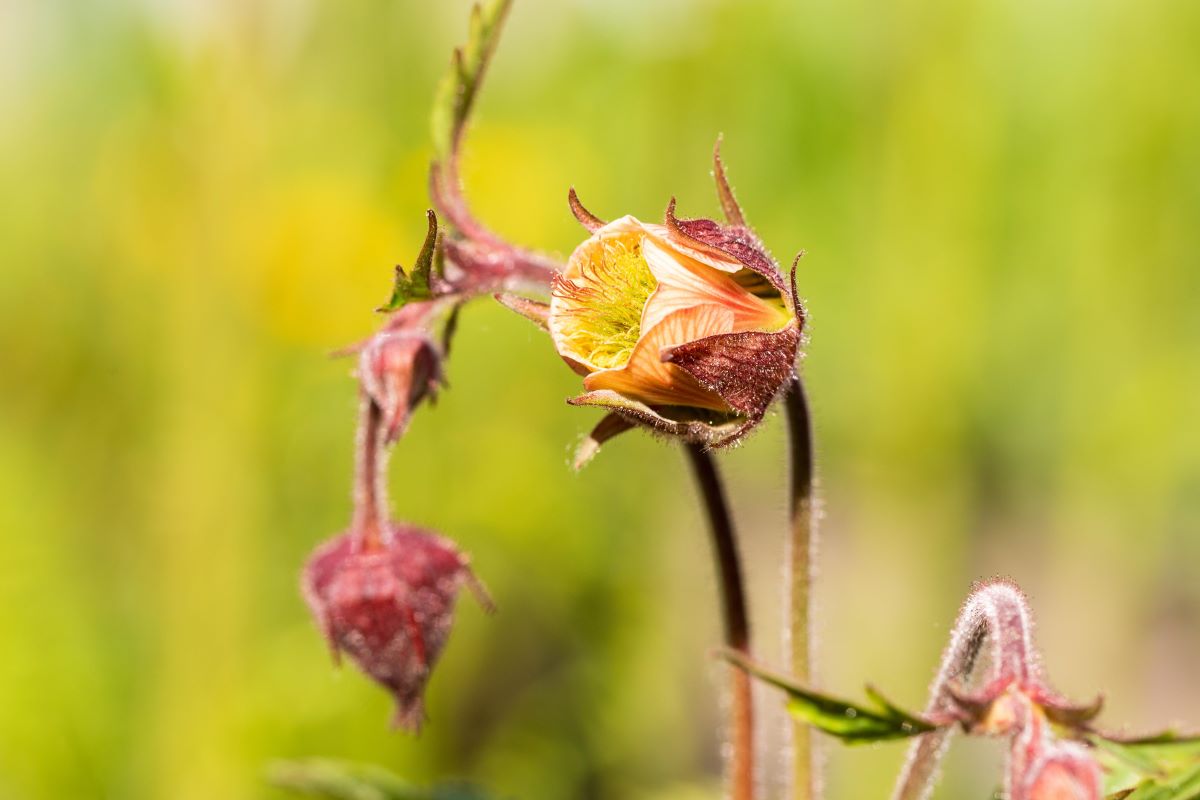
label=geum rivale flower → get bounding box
[500,145,805,464]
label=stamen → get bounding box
[553,234,657,370]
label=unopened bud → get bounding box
[358,329,442,444]
[303,524,485,731]
[1020,741,1102,800]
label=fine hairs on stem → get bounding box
[351,395,391,549]
[683,444,755,800]
[891,581,1037,800]
[785,376,817,800]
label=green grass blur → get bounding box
[1,1,1198,798]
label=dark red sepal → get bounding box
[568,187,605,233]
[664,198,787,295]
[662,326,801,418]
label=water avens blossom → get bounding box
[500,147,805,463]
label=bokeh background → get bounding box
[2,0,1198,798]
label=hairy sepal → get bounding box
[662,324,800,419]
[664,199,788,295]
[566,390,745,448]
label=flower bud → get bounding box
[358,329,442,444]
[353,301,448,445]
[302,524,480,731]
[993,689,1102,800]
[1013,736,1102,800]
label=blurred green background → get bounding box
[1,1,1198,798]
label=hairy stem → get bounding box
[784,377,817,800]
[683,444,754,800]
[891,581,1036,800]
[351,396,390,549]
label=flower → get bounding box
[303,523,486,731]
[942,660,1103,800]
[499,146,805,464]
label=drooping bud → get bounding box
[894,580,1106,800]
[1022,745,1103,800]
[345,299,455,446]
[358,327,442,444]
[303,523,486,731]
[306,318,487,730]
[1007,711,1102,800]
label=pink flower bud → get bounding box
[302,524,481,731]
[1014,737,1102,800]
[357,322,443,445]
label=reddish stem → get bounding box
[351,395,391,550]
[683,444,755,800]
[784,377,817,800]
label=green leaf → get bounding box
[1095,736,1173,778]
[430,0,513,161]
[1092,733,1200,799]
[1113,763,1200,800]
[379,210,440,312]
[268,759,495,800]
[721,650,939,744]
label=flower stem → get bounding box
[351,395,390,549]
[891,581,1036,800]
[784,377,816,800]
[683,443,754,800]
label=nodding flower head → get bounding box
[500,145,805,464]
[352,301,450,445]
[302,523,486,731]
[358,328,442,444]
[310,283,488,730]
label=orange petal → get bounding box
[640,236,788,334]
[584,304,735,410]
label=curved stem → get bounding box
[351,395,390,549]
[683,444,754,800]
[891,581,1036,800]
[784,377,817,800]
